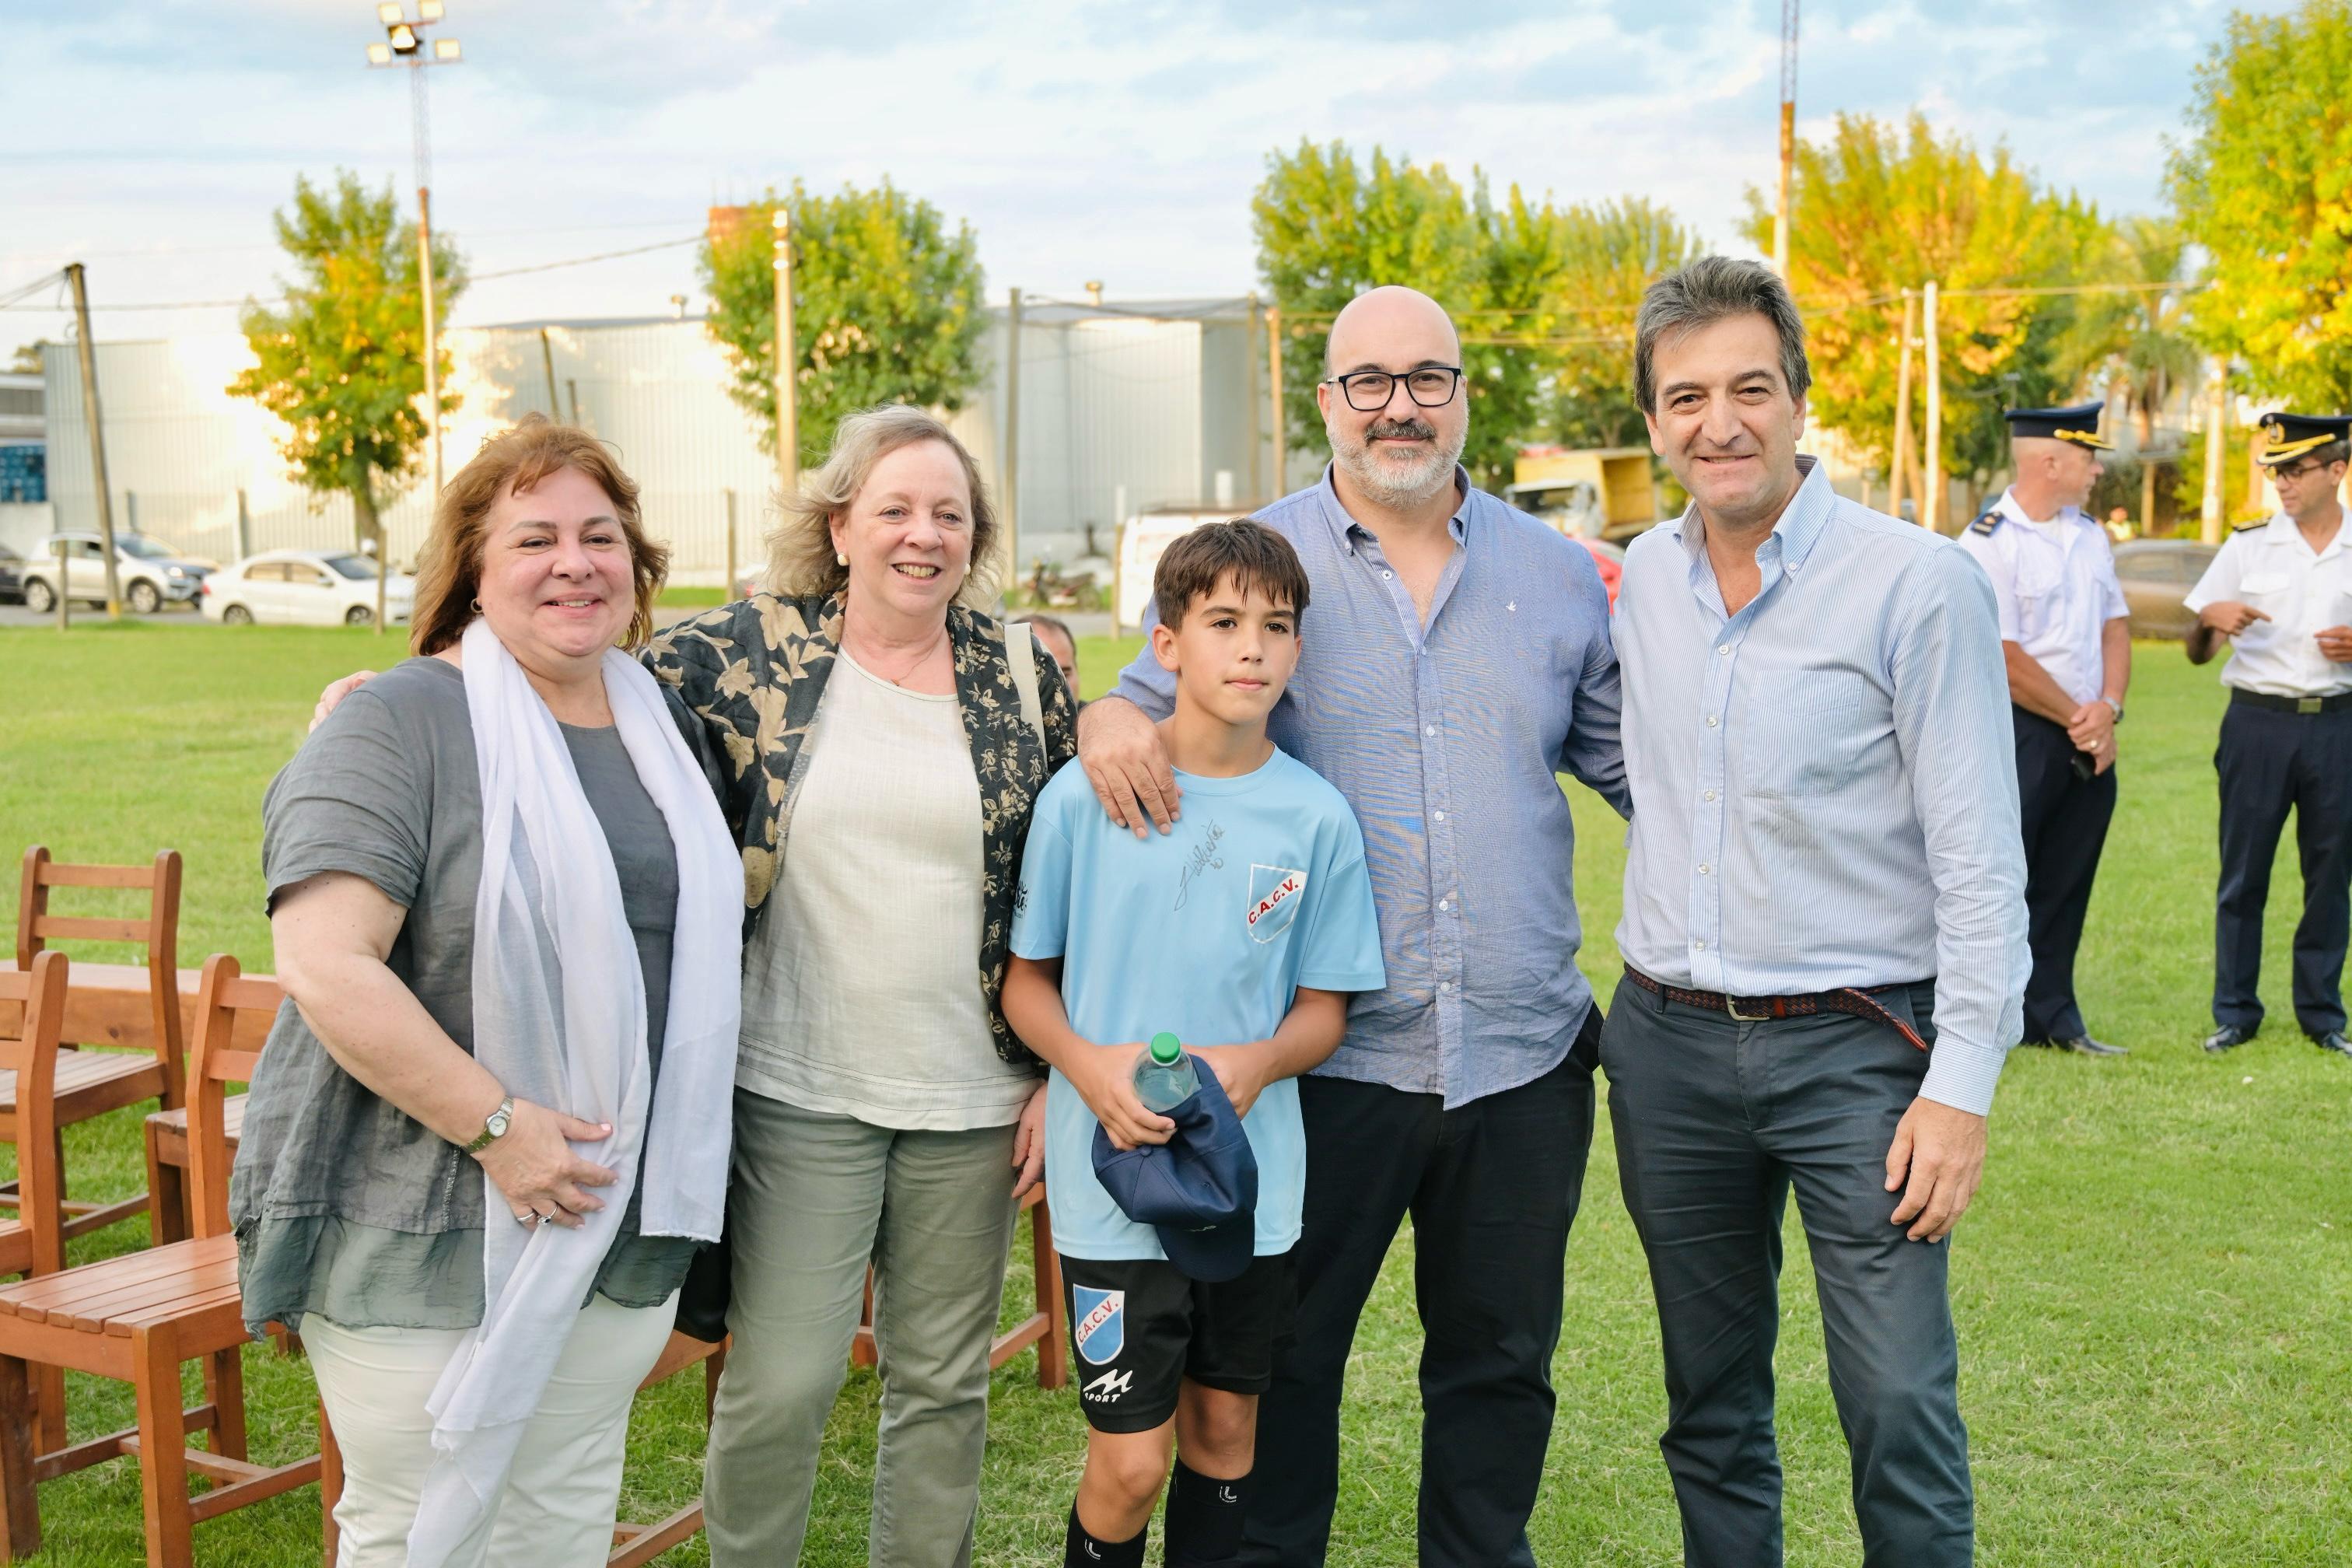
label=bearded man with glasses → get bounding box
[2185,411,2352,1059]
[1073,285,1628,1566]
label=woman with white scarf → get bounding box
[233,416,743,1566]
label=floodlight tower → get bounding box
[366,2,462,507]
[1772,0,1797,279]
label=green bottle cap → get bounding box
[1148,1031,1183,1065]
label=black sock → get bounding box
[1164,1458,1251,1566]
[1065,1503,1148,1568]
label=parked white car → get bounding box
[19,531,212,614]
[200,549,414,627]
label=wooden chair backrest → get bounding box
[0,951,68,1276]
[187,953,276,1242]
[16,845,185,1083]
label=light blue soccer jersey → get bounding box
[1011,747,1385,1262]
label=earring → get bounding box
[835,551,848,567]
[469,597,481,613]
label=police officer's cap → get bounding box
[2003,401,2114,451]
[2256,411,2352,467]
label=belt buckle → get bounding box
[1725,995,1773,1023]
[2298,696,2322,715]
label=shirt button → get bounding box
[1438,899,1449,912]
[1698,863,1710,875]
[1717,644,1730,656]
[1382,569,1394,579]
[1437,979,1454,992]
[1704,789,1717,802]
[1693,940,1706,950]
[1706,715,1718,727]
[1424,725,1437,737]
[1433,810,1446,822]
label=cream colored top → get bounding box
[737,649,1035,1129]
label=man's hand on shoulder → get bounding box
[1076,695,1181,838]
[1885,1097,1988,1243]
[310,670,380,733]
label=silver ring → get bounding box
[520,1210,541,1226]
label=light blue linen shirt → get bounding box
[1112,467,1629,1108]
[1612,458,2029,1115]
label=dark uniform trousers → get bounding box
[1601,977,1972,1568]
[2013,709,2116,1040]
[2214,698,2352,1034]
[1236,1006,1601,1568]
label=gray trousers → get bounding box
[1601,976,1973,1568]
[704,1089,1020,1568]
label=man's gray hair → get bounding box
[1633,255,1812,415]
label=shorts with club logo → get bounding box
[1059,1251,1297,1433]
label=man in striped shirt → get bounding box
[1079,285,1627,1566]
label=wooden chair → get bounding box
[851,1182,1068,1390]
[319,1325,731,1564]
[143,1096,248,1248]
[0,954,320,1567]
[5,847,187,1241]
[0,955,71,1456]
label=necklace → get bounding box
[845,611,950,688]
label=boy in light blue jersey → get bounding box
[1005,520,1384,1568]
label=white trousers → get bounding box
[303,1291,678,1568]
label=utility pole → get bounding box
[772,206,798,497]
[1773,0,1798,279]
[367,4,461,636]
[1267,307,1286,496]
[65,263,122,618]
[1890,289,1915,523]
[1004,286,1023,593]
[1245,292,1263,502]
[2201,355,2228,544]
[1922,281,1943,534]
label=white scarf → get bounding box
[408,620,742,1565]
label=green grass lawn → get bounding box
[0,621,2347,1565]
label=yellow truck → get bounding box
[1508,446,1662,542]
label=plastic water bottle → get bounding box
[1132,1031,1199,1111]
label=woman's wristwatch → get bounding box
[466,1096,516,1154]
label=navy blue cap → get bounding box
[2002,400,2113,450]
[1091,1055,1259,1283]
[2256,411,2352,465]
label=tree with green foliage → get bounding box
[700,181,989,474]
[1254,141,1534,487]
[9,341,47,375]
[1743,113,2110,502]
[1543,198,1704,449]
[2169,0,2352,411]
[228,170,464,555]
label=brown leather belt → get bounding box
[1622,965,1931,1052]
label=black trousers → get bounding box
[1602,976,1972,1568]
[2014,708,2117,1040]
[1236,1008,1601,1567]
[2213,698,2352,1034]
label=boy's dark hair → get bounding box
[1153,519,1311,629]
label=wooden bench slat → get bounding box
[35,863,158,890]
[58,1260,240,1335]
[27,916,151,944]
[0,1235,233,1317]
[111,1279,247,1335]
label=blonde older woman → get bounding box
[238,416,742,1566]
[652,404,1077,1565]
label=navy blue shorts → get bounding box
[1059,1251,1297,1433]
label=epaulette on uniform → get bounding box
[2232,519,2267,534]
[1967,509,2002,536]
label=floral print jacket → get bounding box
[646,592,1080,1066]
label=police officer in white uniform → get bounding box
[2184,411,2352,1059]
[1958,401,2132,1055]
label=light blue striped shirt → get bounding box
[1612,458,2028,1115]
[1113,467,1628,1108]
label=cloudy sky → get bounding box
[0,0,2295,348]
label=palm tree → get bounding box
[2059,218,2203,533]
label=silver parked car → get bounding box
[200,549,414,627]
[2111,539,2219,640]
[19,531,211,614]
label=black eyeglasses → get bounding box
[1323,366,1463,412]
[2274,458,2337,482]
